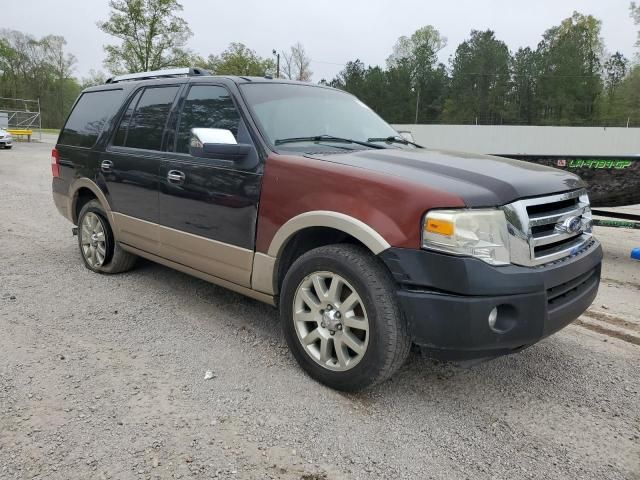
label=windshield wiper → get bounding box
[367,136,423,148]
[274,135,385,149]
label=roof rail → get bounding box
[105,67,210,84]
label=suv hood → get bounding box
[308,148,585,207]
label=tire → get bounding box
[280,244,411,391]
[77,200,137,274]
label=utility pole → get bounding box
[414,88,420,124]
[272,49,280,78]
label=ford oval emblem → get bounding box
[561,216,582,234]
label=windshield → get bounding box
[239,83,400,149]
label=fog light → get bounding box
[487,304,518,333]
[488,307,498,330]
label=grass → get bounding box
[38,128,60,135]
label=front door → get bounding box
[103,85,181,254]
[158,84,262,287]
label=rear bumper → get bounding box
[52,178,72,222]
[379,241,602,360]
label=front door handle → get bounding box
[167,170,186,184]
[101,160,113,172]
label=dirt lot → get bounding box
[1,139,639,480]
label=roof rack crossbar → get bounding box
[106,67,210,84]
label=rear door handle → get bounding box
[167,170,186,184]
[101,160,113,172]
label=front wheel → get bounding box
[280,244,411,391]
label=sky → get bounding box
[2,0,637,81]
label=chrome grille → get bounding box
[501,189,593,267]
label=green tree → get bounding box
[329,59,366,92]
[600,66,640,126]
[384,60,419,123]
[510,47,540,124]
[387,26,448,123]
[45,35,78,127]
[536,12,604,124]
[444,30,511,124]
[81,69,108,88]
[357,66,388,116]
[0,29,80,128]
[331,61,394,120]
[330,59,417,123]
[603,52,628,95]
[386,25,447,70]
[199,43,274,76]
[98,0,195,74]
[617,66,640,124]
[632,2,640,59]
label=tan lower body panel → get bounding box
[112,213,161,255]
[120,244,274,306]
[160,226,253,287]
[251,252,277,295]
[111,212,254,288]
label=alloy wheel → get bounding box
[81,212,107,268]
[293,271,370,371]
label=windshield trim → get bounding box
[237,82,397,154]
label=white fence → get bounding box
[392,125,640,156]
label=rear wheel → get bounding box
[77,200,137,274]
[280,244,411,391]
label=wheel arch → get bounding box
[251,211,391,296]
[68,178,113,225]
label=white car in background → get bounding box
[0,128,13,149]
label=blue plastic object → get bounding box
[632,248,640,261]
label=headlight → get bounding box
[422,209,510,265]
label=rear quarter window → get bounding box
[58,89,123,148]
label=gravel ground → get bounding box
[1,140,639,480]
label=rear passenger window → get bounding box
[115,86,179,151]
[113,90,142,147]
[59,89,123,148]
[175,85,241,153]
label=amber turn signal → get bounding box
[425,218,454,236]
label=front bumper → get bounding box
[379,241,602,360]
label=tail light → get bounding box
[51,148,60,178]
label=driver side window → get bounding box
[175,85,241,154]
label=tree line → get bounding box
[0,0,312,128]
[0,0,638,128]
[328,10,640,127]
[0,30,79,128]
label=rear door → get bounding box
[158,83,262,287]
[55,88,124,212]
[102,85,181,254]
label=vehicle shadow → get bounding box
[130,258,588,403]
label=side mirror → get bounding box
[397,130,415,143]
[189,128,252,161]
